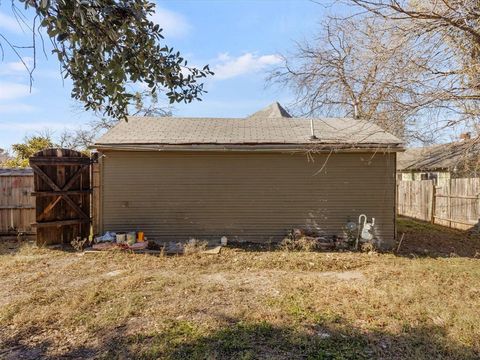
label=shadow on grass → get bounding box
[229,218,480,259]
[396,217,480,259]
[0,236,37,256]
[2,318,478,360]
[0,236,79,256]
[225,241,281,253]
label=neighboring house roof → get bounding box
[94,102,403,151]
[397,140,480,171]
[0,168,33,176]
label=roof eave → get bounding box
[401,165,451,172]
[92,142,404,153]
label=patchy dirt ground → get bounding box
[0,219,479,359]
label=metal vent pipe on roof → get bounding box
[353,101,360,119]
[309,118,318,140]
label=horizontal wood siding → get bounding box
[101,151,396,247]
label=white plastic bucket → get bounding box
[116,233,126,243]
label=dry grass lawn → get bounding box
[1,218,480,359]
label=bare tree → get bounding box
[348,1,480,69]
[58,128,96,152]
[60,90,173,151]
[131,90,173,118]
[269,16,435,140]
[0,148,10,165]
[345,1,480,130]
[87,89,173,134]
[269,5,480,144]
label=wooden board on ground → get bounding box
[84,248,163,255]
[83,243,223,256]
[203,246,222,254]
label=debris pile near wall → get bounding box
[280,228,350,252]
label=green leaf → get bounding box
[24,0,212,120]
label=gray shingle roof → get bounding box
[397,140,480,171]
[95,103,402,149]
[249,101,292,118]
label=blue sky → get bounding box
[0,0,337,150]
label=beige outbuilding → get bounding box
[94,103,403,249]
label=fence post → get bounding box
[431,184,436,224]
[448,180,452,228]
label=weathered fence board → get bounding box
[436,178,480,230]
[397,180,433,222]
[398,178,480,230]
[0,169,35,235]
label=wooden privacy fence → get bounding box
[397,178,480,230]
[0,169,35,235]
[397,180,434,222]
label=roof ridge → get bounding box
[248,102,292,118]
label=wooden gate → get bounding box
[30,149,92,245]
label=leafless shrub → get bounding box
[183,238,208,254]
[70,237,91,252]
[360,242,377,254]
[280,236,320,252]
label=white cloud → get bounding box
[0,78,35,115]
[150,5,191,39]
[0,81,33,100]
[0,12,22,33]
[0,57,34,75]
[0,120,76,131]
[0,103,36,114]
[5,61,27,73]
[212,53,282,80]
